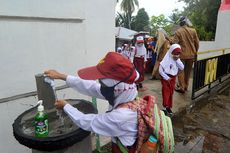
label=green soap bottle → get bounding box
[35,100,49,137]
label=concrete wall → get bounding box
[0,0,116,152]
[197,41,216,60]
[0,0,116,99]
[215,9,230,48]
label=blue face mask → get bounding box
[99,80,121,106]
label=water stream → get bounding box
[44,77,67,133]
[56,109,66,132]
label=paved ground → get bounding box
[173,88,230,153]
[138,74,193,114]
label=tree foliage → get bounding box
[120,0,139,14]
[178,0,221,40]
[150,14,172,36]
[116,12,132,28]
[169,9,184,24]
[117,0,221,40]
[131,8,150,32]
[120,0,139,29]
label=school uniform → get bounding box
[133,46,147,82]
[121,49,132,61]
[64,76,138,152]
[159,44,184,109]
[44,52,140,152]
[133,36,147,84]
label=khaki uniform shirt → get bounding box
[172,25,199,59]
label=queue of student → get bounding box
[115,16,199,115]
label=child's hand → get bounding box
[55,100,68,109]
[172,54,180,60]
[167,77,172,82]
[44,70,67,80]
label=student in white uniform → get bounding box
[159,44,184,115]
[121,44,131,60]
[133,36,147,89]
[45,52,139,153]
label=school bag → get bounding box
[117,95,174,153]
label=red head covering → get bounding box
[78,52,137,84]
[172,47,181,55]
[136,36,144,43]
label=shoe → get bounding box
[175,86,185,93]
[149,77,154,80]
[166,108,173,114]
[149,76,156,80]
[149,76,160,80]
[139,83,143,88]
[175,89,185,93]
[136,84,139,90]
[162,109,168,115]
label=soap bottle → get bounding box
[140,135,158,153]
[35,100,49,137]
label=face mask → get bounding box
[171,53,180,60]
[137,43,143,47]
[99,68,135,106]
[99,80,121,106]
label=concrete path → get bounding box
[138,74,193,114]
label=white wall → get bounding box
[197,6,230,60]
[215,9,230,49]
[0,0,116,99]
[0,0,85,19]
[0,0,116,152]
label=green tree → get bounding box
[169,9,184,24]
[116,12,132,28]
[150,14,171,35]
[120,0,139,29]
[131,8,150,32]
[178,0,221,40]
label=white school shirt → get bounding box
[64,75,138,146]
[135,45,147,62]
[159,59,184,80]
[121,50,131,60]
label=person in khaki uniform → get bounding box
[171,16,199,93]
[150,28,170,80]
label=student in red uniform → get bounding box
[133,36,147,89]
[159,44,184,115]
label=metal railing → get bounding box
[192,48,230,100]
